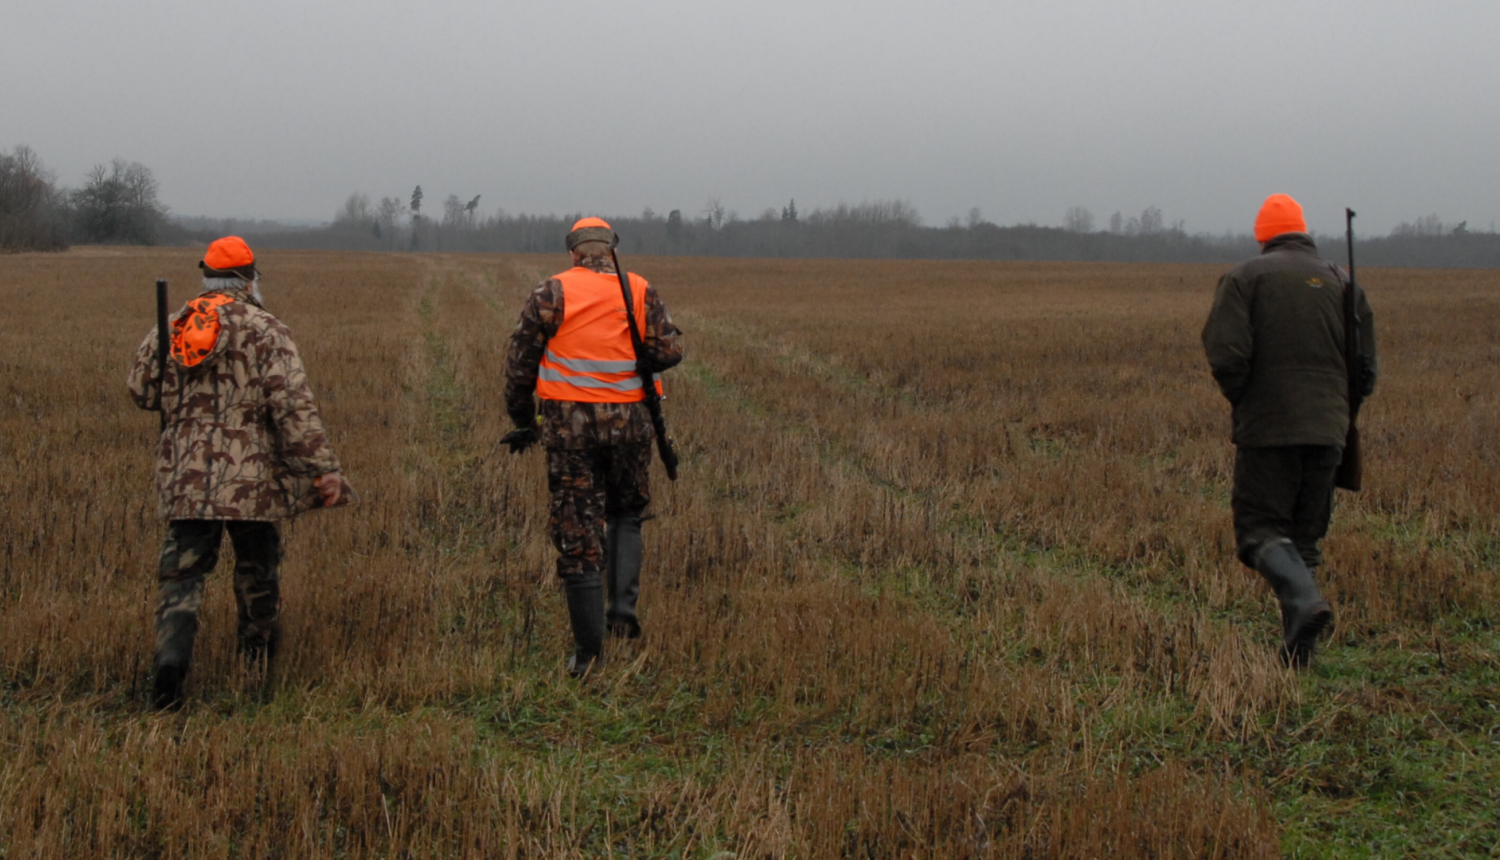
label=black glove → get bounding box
[501,427,538,454]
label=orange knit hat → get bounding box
[199,236,258,277]
[566,217,618,250]
[1254,194,1307,242]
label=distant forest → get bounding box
[6,145,1499,268]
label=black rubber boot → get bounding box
[1253,538,1333,668]
[152,599,198,711]
[152,663,186,711]
[239,622,282,673]
[563,571,605,679]
[605,516,643,639]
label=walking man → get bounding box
[502,217,684,677]
[128,236,353,709]
[1202,194,1376,667]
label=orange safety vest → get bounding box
[170,293,236,367]
[535,267,663,403]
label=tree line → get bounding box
[7,145,1499,268]
[0,146,171,251]
[247,192,1499,268]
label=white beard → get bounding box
[201,276,264,306]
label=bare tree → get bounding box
[71,159,167,244]
[1109,211,1123,234]
[376,196,405,242]
[703,197,726,229]
[1138,205,1164,235]
[967,207,984,228]
[335,192,373,226]
[1391,214,1448,237]
[441,194,467,227]
[0,145,68,251]
[1063,206,1094,233]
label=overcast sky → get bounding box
[4,0,1496,236]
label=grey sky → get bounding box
[4,0,1497,236]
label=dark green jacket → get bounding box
[1202,233,1376,448]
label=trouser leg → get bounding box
[1290,447,1341,571]
[155,520,223,669]
[227,520,282,664]
[153,520,223,707]
[1231,446,1301,569]
[604,442,652,639]
[548,446,609,674]
[1232,446,1337,666]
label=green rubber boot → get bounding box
[1254,538,1333,668]
[605,516,643,639]
[563,571,605,679]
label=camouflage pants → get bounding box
[1232,445,1340,570]
[546,443,652,579]
[155,519,282,669]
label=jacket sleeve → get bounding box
[641,284,684,372]
[127,327,162,411]
[262,323,340,477]
[1201,272,1254,405]
[503,280,562,429]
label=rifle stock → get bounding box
[1335,209,1363,491]
[155,279,169,433]
[609,249,679,481]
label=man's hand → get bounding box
[314,472,344,507]
[501,427,538,454]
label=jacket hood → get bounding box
[170,289,250,369]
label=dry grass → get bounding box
[1,247,1496,857]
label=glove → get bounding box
[501,427,538,454]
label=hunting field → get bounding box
[1,247,1497,858]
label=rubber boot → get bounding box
[239,622,282,673]
[563,571,605,679]
[1253,538,1333,668]
[152,581,200,711]
[605,516,643,639]
[152,664,186,711]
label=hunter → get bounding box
[128,236,353,709]
[1202,194,1376,667]
[501,217,684,677]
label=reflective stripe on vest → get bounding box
[535,267,664,403]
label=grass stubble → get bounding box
[0,247,1496,857]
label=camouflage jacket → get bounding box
[127,286,351,520]
[504,251,684,449]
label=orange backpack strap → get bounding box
[170,294,235,367]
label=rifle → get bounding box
[609,248,679,481]
[155,279,169,432]
[1335,209,1364,491]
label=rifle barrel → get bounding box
[155,279,169,432]
[609,249,679,481]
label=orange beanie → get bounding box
[566,217,618,250]
[202,236,255,270]
[1254,194,1307,242]
[570,217,611,232]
